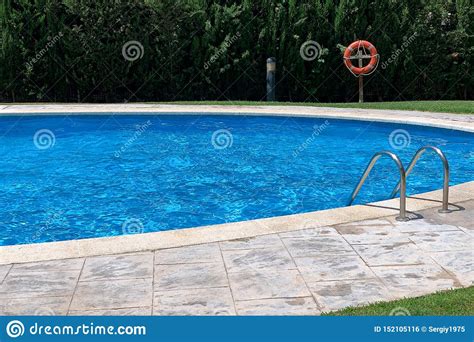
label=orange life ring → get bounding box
[344,40,378,75]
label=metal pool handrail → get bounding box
[390,145,451,213]
[348,151,409,221]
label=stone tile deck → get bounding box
[0,200,472,316]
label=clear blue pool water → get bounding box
[1,114,473,246]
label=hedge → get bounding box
[1,0,472,102]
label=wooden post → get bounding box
[358,75,364,103]
[266,57,276,102]
[358,51,364,103]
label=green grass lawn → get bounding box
[164,100,473,115]
[324,287,474,316]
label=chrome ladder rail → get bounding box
[348,151,409,221]
[390,146,451,213]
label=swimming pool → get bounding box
[1,114,473,246]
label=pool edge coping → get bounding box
[0,104,473,132]
[1,181,473,265]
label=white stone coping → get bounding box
[0,104,472,264]
[1,181,473,265]
[0,104,473,132]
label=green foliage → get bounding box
[0,0,472,102]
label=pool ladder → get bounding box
[348,146,451,221]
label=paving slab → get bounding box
[338,219,394,227]
[220,235,284,250]
[294,253,375,282]
[0,265,11,283]
[372,264,460,297]
[281,236,353,257]
[70,278,152,311]
[407,231,472,252]
[154,243,222,264]
[10,259,84,273]
[69,307,152,316]
[228,269,311,301]
[80,253,153,281]
[309,279,393,312]
[235,297,320,315]
[222,247,296,273]
[415,201,474,230]
[0,296,70,315]
[459,226,473,236]
[154,287,235,316]
[390,218,463,233]
[154,262,228,291]
[353,242,433,266]
[278,227,339,238]
[335,225,410,245]
[430,251,474,287]
[0,270,80,299]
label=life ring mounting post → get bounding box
[343,40,380,103]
